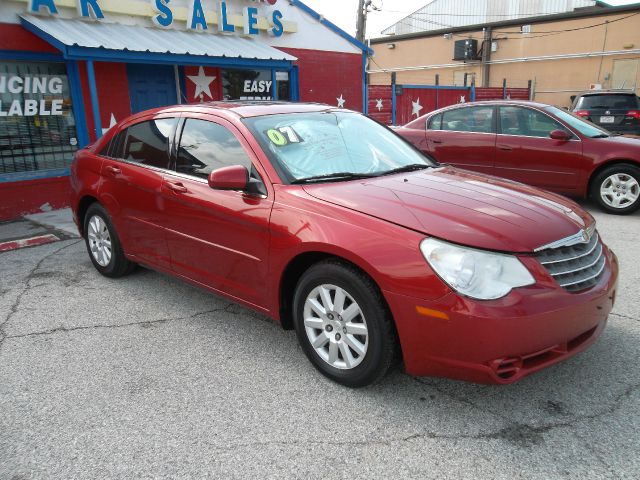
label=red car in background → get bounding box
[395,100,640,214]
[71,102,618,387]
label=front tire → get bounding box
[293,260,397,388]
[84,203,135,278]
[591,164,640,215]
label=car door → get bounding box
[495,106,583,193]
[425,105,496,175]
[99,116,178,269]
[161,115,273,309]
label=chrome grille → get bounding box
[536,232,606,293]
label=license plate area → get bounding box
[600,116,615,123]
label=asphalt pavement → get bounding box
[0,202,638,479]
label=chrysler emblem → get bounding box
[605,110,611,115]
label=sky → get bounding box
[301,0,640,39]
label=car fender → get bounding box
[266,185,451,319]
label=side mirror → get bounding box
[208,165,249,190]
[549,129,571,141]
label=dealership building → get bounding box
[0,0,370,220]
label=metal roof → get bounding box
[20,14,297,61]
[381,0,600,36]
[371,1,640,43]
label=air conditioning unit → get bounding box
[453,39,479,61]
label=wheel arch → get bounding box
[588,159,640,197]
[277,250,393,333]
[76,195,100,236]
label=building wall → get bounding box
[370,9,640,107]
[283,48,364,112]
[80,62,131,142]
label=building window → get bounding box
[0,61,79,176]
[221,69,290,101]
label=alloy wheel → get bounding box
[303,284,369,370]
[87,215,112,267]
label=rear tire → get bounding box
[293,260,396,388]
[591,164,640,215]
[84,203,135,278]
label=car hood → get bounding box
[302,166,594,253]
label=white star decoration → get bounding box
[412,98,423,117]
[102,113,117,134]
[459,96,466,103]
[337,94,346,108]
[187,66,216,100]
[376,99,384,111]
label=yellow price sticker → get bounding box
[267,129,288,146]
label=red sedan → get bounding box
[71,102,618,387]
[395,100,640,214]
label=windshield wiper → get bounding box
[590,134,610,138]
[378,164,431,177]
[292,172,377,184]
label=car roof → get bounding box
[425,100,552,114]
[141,101,344,119]
[575,90,637,96]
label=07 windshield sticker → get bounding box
[266,126,304,147]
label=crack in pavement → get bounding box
[200,382,640,456]
[610,312,639,322]
[0,240,82,351]
[4,304,239,341]
[411,377,640,448]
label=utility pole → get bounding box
[356,0,367,43]
[481,27,492,87]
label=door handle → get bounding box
[431,139,443,144]
[166,182,188,194]
[105,165,121,176]
[498,145,513,151]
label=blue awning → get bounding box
[20,15,297,65]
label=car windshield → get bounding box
[243,111,434,183]
[544,106,610,138]
[576,94,639,110]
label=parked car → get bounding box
[71,102,618,387]
[571,90,640,136]
[395,100,640,214]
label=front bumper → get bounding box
[385,248,619,384]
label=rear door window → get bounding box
[118,118,178,169]
[428,113,443,130]
[441,106,494,133]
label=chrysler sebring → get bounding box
[71,102,618,387]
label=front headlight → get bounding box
[420,238,535,300]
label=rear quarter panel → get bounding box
[582,139,640,196]
[70,149,105,233]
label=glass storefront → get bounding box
[221,69,290,101]
[0,61,78,175]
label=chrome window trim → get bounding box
[496,133,581,142]
[113,158,173,175]
[430,130,497,135]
